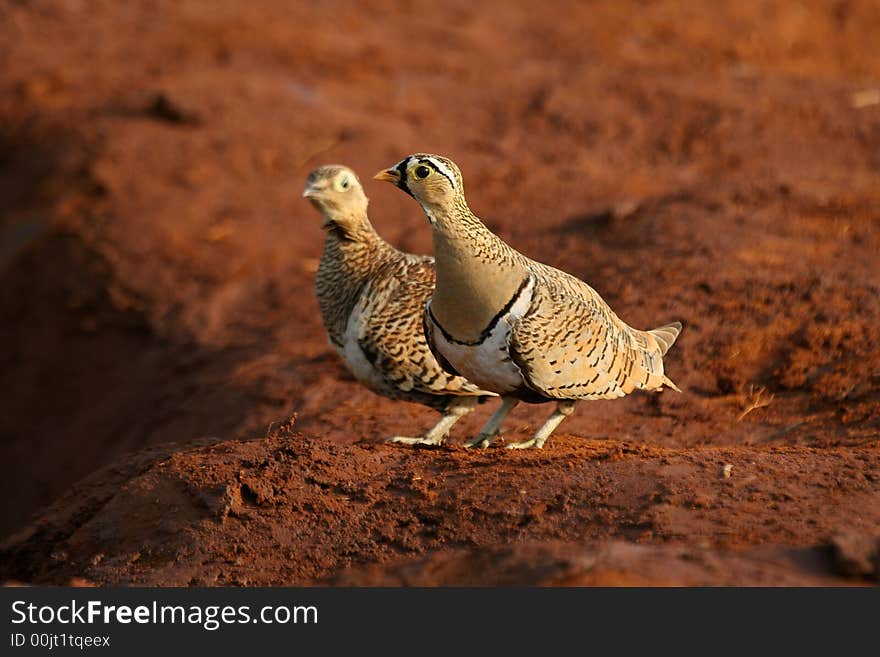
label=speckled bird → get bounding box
[303,164,496,445]
[375,154,682,449]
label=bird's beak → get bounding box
[302,184,323,199]
[373,168,400,184]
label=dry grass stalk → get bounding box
[737,385,775,421]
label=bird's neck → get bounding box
[427,203,527,343]
[316,217,397,346]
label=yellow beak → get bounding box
[373,169,400,184]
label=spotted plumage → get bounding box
[303,165,495,446]
[375,154,682,449]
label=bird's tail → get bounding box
[648,321,682,356]
[648,321,682,392]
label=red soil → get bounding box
[1,0,878,585]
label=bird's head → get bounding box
[374,154,464,211]
[302,165,369,232]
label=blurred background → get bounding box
[1,0,879,539]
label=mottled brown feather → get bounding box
[509,261,681,400]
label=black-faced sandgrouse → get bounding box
[303,164,496,445]
[375,154,681,449]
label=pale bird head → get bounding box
[374,154,463,209]
[302,165,369,231]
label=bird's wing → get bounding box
[358,255,491,397]
[508,263,680,400]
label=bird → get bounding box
[302,164,496,446]
[374,154,682,449]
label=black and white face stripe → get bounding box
[393,158,414,197]
[395,156,458,196]
[417,156,456,188]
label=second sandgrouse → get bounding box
[375,154,682,449]
[303,165,495,445]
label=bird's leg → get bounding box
[506,400,577,449]
[387,397,478,446]
[463,397,519,448]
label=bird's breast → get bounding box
[427,275,535,394]
[341,301,386,392]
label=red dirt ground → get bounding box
[1,0,879,585]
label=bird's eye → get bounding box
[414,165,431,179]
[334,176,351,192]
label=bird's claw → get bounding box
[505,438,543,450]
[387,436,445,447]
[462,433,496,448]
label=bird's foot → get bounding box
[462,433,497,449]
[505,437,544,450]
[387,435,445,447]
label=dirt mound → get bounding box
[1,1,879,581]
[333,541,861,587]
[2,429,877,585]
